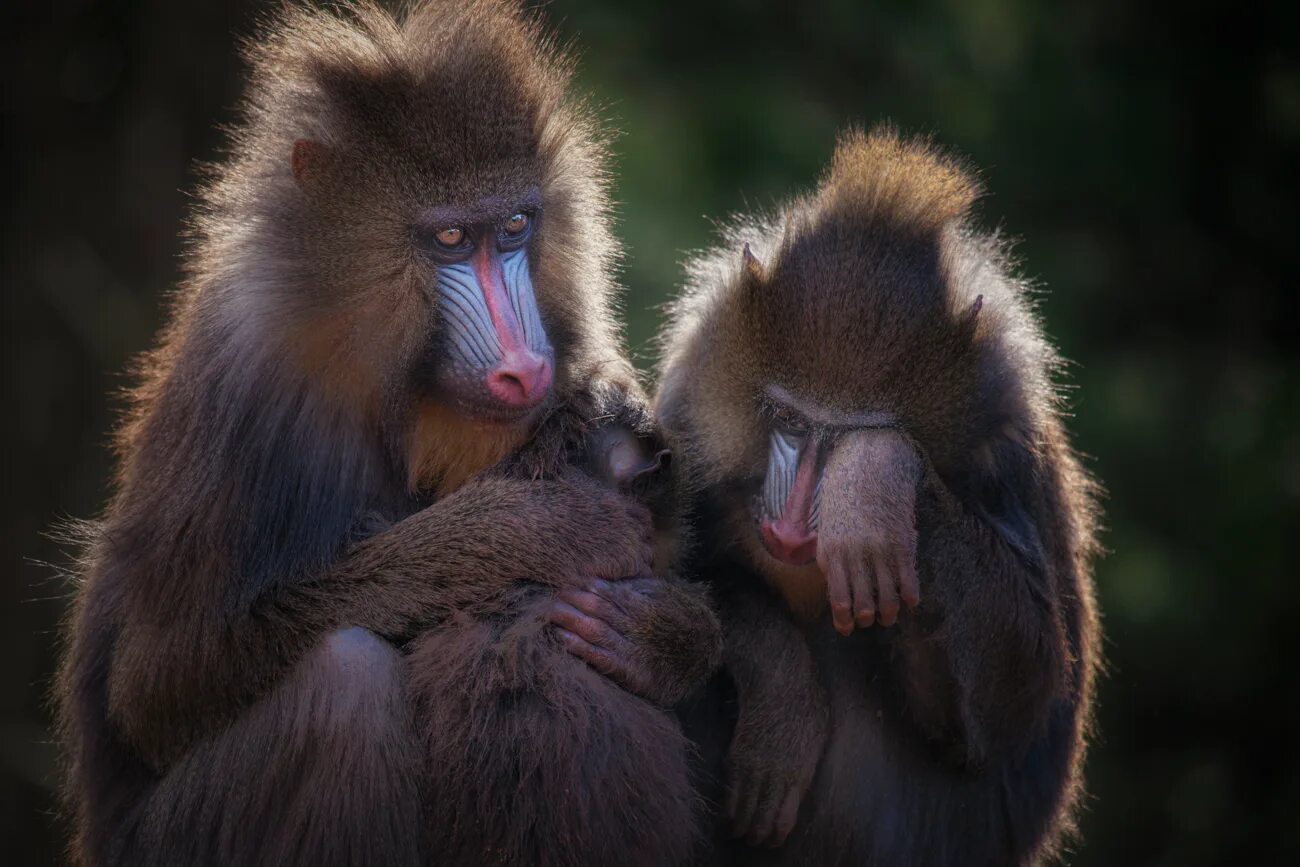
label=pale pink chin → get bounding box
[759,518,818,566]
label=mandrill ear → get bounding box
[956,294,984,343]
[291,138,332,190]
[741,242,767,286]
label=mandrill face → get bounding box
[750,384,898,569]
[269,27,621,445]
[289,126,566,435]
[414,192,555,426]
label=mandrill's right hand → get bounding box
[816,427,922,635]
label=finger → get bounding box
[557,587,632,633]
[896,541,921,609]
[768,785,803,848]
[731,774,762,838]
[747,780,781,847]
[874,551,900,627]
[848,552,875,629]
[555,628,620,677]
[824,556,854,636]
[584,577,649,617]
[546,601,627,653]
[555,628,650,695]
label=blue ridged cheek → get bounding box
[436,249,553,374]
[759,429,824,529]
[761,430,800,520]
[501,249,551,356]
[434,251,552,374]
[436,262,501,371]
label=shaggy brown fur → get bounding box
[657,126,1102,865]
[411,402,720,867]
[55,3,718,865]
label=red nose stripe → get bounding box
[473,245,527,356]
[473,245,551,408]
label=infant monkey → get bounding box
[658,127,1100,866]
[541,415,684,696]
[408,399,722,867]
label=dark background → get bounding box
[3,1,1297,863]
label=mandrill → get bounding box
[56,2,718,866]
[657,126,1102,866]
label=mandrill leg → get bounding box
[125,627,423,867]
[408,598,699,867]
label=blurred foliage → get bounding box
[2,0,1297,863]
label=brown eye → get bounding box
[772,405,808,436]
[503,213,529,235]
[434,227,465,248]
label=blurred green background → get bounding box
[3,1,1297,863]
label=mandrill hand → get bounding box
[725,680,827,849]
[817,427,922,635]
[546,577,722,705]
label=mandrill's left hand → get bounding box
[818,427,923,635]
[546,577,723,705]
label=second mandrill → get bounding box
[658,126,1102,867]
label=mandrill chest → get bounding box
[405,401,533,497]
[769,564,830,629]
[729,507,829,627]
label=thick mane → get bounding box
[659,126,980,375]
[818,125,979,238]
[198,0,584,272]
[239,0,572,148]
[656,126,1073,489]
[106,0,622,606]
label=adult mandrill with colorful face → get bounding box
[56,3,719,866]
[657,127,1102,866]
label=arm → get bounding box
[719,584,828,847]
[820,427,1069,768]
[106,472,654,769]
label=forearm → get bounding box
[109,475,634,767]
[718,584,828,845]
[723,587,828,750]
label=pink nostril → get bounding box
[760,519,818,565]
[486,354,552,408]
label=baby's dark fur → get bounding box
[55,3,717,865]
[410,398,720,867]
[657,126,1101,866]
